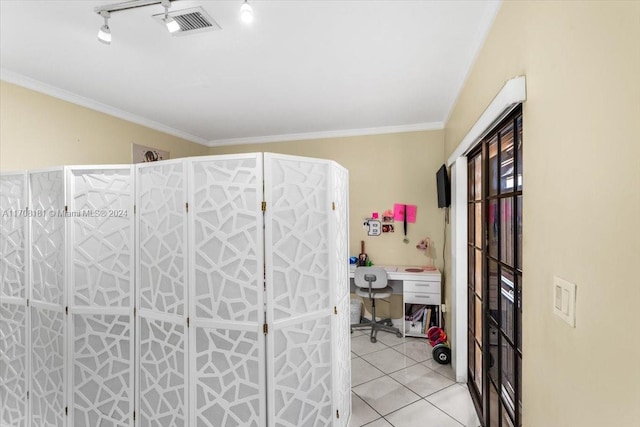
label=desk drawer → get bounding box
[404,280,440,294]
[404,291,440,305]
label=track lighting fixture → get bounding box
[240,0,254,24]
[97,11,111,44]
[161,0,180,33]
[94,0,248,44]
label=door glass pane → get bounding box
[489,199,498,259]
[488,260,499,322]
[468,246,475,291]
[517,116,523,191]
[468,331,475,381]
[489,136,498,196]
[475,249,482,296]
[489,381,500,427]
[475,202,482,247]
[475,296,482,343]
[502,344,516,416]
[468,204,474,245]
[516,274,522,351]
[475,154,482,201]
[516,196,522,270]
[502,407,515,427]
[500,197,514,266]
[468,289,475,332]
[475,342,483,393]
[501,268,515,342]
[500,123,515,193]
[488,323,499,382]
[469,159,475,201]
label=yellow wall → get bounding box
[210,131,446,269]
[445,2,640,426]
[0,81,209,170]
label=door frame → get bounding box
[447,76,526,384]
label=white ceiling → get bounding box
[0,0,501,147]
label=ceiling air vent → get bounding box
[153,6,221,36]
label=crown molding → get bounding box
[1,68,209,146]
[207,122,444,147]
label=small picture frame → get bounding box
[132,143,169,163]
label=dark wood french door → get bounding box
[467,107,523,427]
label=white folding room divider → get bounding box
[1,172,28,427]
[1,153,349,427]
[29,168,66,427]
[66,166,135,427]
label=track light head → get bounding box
[164,15,180,33]
[162,0,180,33]
[97,11,111,44]
[240,0,253,24]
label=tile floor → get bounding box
[349,329,481,427]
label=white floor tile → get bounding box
[349,393,381,427]
[385,399,464,427]
[372,329,405,347]
[360,347,420,374]
[426,383,480,427]
[352,376,420,416]
[351,357,386,386]
[392,339,433,362]
[351,334,389,356]
[361,418,393,427]
[422,358,456,380]
[389,363,455,397]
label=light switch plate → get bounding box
[553,276,576,327]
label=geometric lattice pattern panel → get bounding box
[0,173,27,299]
[139,317,186,427]
[191,155,263,323]
[72,314,132,427]
[265,156,330,321]
[30,169,65,307]
[137,162,186,317]
[333,295,351,427]
[31,307,65,427]
[193,326,263,427]
[331,165,349,301]
[0,303,28,427]
[270,316,333,427]
[69,168,133,308]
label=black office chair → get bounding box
[351,267,403,343]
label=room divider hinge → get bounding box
[186,202,189,213]
[133,307,137,316]
[133,411,136,421]
[65,306,68,315]
[26,391,29,399]
[133,205,136,215]
[336,409,340,419]
[64,205,68,213]
[334,306,337,315]
[332,202,336,211]
[26,298,29,307]
[261,201,267,211]
[263,323,268,334]
[187,317,190,327]
[65,406,68,416]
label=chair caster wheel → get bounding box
[385,320,393,326]
[370,336,377,343]
[396,332,403,338]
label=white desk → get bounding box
[349,265,441,338]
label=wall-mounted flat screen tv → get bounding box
[436,164,451,208]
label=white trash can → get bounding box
[350,299,362,324]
